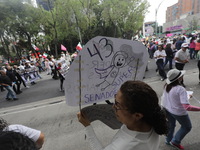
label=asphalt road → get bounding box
[1,58,200,150]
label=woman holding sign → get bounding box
[77,81,168,150]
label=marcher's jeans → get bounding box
[4,85,17,99]
[189,48,195,59]
[175,63,185,85]
[164,57,173,69]
[165,110,192,145]
[156,59,166,79]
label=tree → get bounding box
[0,0,149,59]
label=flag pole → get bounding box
[78,27,82,44]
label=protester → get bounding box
[0,131,37,150]
[195,39,200,57]
[154,44,167,81]
[6,65,22,94]
[57,63,65,92]
[77,80,168,150]
[44,59,51,75]
[164,42,174,69]
[162,69,200,150]
[174,43,189,87]
[175,37,184,50]
[189,36,196,59]
[197,47,200,84]
[0,118,44,149]
[0,70,18,101]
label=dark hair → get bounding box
[0,118,8,131]
[165,43,172,49]
[190,36,195,43]
[164,79,180,93]
[0,131,37,150]
[120,81,168,135]
[173,39,177,44]
[158,44,163,49]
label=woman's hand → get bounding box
[77,112,91,127]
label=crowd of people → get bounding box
[1,33,200,150]
[0,50,77,101]
[142,33,200,84]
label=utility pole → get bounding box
[155,0,165,37]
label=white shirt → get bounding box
[175,49,189,64]
[154,50,166,61]
[4,124,41,142]
[162,85,189,116]
[85,124,160,150]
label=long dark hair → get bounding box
[164,80,180,93]
[120,80,168,135]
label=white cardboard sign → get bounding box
[65,36,148,106]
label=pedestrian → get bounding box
[195,39,200,58]
[0,117,45,149]
[149,41,157,59]
[154,44,167,81]
[6,66,22,94]
[162,69,200,150]
[175,37,184,50]
[57,63,65,92]
[196,42,200,84]
[164,42,174,69]
[0,70,18,101]
[77,80,168,150]
[189,36,196,59]
[174,43,189,87]
[44,59,51,75]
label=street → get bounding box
[1,58,200,150]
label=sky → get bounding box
[145,0,178,25]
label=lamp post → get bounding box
[155,0,165,37]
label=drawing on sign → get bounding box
[65,36,148,106]
[95,50,134,91]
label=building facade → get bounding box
[163,0,200,34]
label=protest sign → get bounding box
[65,36,148,106]
[56,59,69,78]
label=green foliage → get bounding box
[0,0,149,59]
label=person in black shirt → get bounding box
[164,43,174,69]
[0,70,18,100]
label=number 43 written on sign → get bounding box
[87,38,113,61]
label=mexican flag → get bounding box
[76,42,82,51]
[32,44,40,51]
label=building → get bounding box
[163,0,200,34]
[144,21,156,36]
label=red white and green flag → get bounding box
[42,53,48,58]
[76,42,82,51]
[32,44,40,51]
